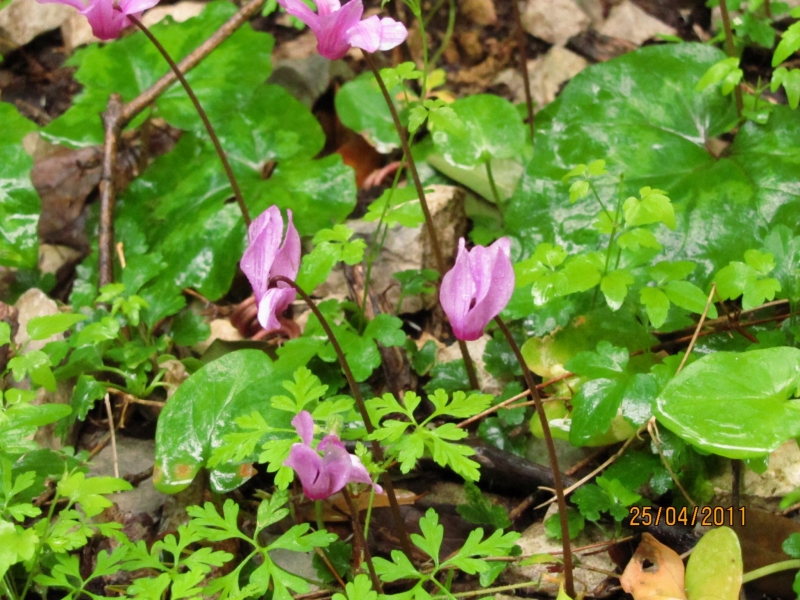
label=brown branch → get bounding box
[121,0,265,123]
[98,94,124,287]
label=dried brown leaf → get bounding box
[620,533,687,600]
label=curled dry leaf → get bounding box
[620,533,687,600]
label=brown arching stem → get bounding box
[362,51,480,390]
[128,16,250,226]
[269,275,414,559]
[494,316,574,597]
[510,0,535,144]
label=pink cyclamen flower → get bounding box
[284,411,383,500]
[240,206,301,333]
[35,0,160,40]
[440,237,515,341]
[277,0,408,60]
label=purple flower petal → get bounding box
[119,0,161,14]
[440,239,477,340]
[320,443,355,496]
[315,0,341,17]
[36,0,87,10]
[276,0,319,28]
[291,411,315,446]
[346,15,408,52]
[440,237,514,341]
[271,209,301,281]
[82,0,130,39]
[241,206,301,333]
[285,443,332,500]
[347,454,383,494]
[241,206,284,302]
[284,415,384,500]
[314,0,363,59]
[256,287,296,332]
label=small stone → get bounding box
[522,0,591,46]
[141,1,206,27]
[494,46,588,110]
[598,0,677,45]
[0,0,73,54]
[14,288,61,351]
[510,506,617,596]
[192,318,243,354]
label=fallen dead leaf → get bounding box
[620,533,687,600]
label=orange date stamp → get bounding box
[628,506,746,527]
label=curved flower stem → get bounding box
[270,275,414,559]
[128,16,251,226]
[494,316,574,597]
[342,486,383,593]
[362,51,479,390]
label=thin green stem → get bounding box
[428,0,457,71]
[717,0,743,118]
[742,559,800,583]
[485,160,503,208]
[412,4,430,96]
[363,51,480,391]
[588,181,614,222]
[494,316,574,597]
[269,275,414,559]
[129,16,251,226]
[362,162,406,313]
[432,579,551,599]
[20,488,64,599]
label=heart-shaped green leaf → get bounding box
[655,347,800,458]
[154,350,293,493]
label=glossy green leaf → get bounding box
[773,21,800,66]
[505,44,791,288]
[0,102,39,269]
[56,374,107,438]
[655,348,800,458]
[27,314,87,341]
[154,350,293,493]
[664,280,717,317]
[639,287,669,329]
[43,2,273,147]
[335,74,402,153]
[432,94,526,168]
[685,527,742,600]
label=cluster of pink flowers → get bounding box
[39,0,408,56]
